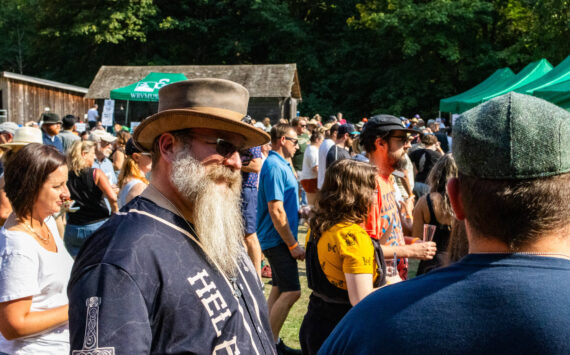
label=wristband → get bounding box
[411,238,420,244]
[288,242,299,251]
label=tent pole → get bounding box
[126,101,130,127]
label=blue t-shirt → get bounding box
[92,158,117,185]
[257,151,299,251]
[319,254,570,354]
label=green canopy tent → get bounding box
[479,59,552,101]
[440,59,553,113]
[439,68,514,113]
[533,79,570,110]
[515,55,570,95]
[110,72,188,124]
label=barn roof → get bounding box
[1,71,88,94]
[86,64,301,100]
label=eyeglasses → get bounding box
[284,136,299,145]
[299,124,307,128]
[390,135,409,144]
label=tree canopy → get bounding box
[1,0,568,119]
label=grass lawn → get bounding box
[263,225,420,349]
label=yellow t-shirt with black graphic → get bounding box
[315,223,378,290]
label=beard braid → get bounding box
[171,148,244,278]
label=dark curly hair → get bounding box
[309,159,378,239]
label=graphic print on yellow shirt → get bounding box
[316,223,378,290]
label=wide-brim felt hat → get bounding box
[41,112,62,124]
[0,127,43,150]
[133,78,270,150]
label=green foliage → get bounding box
[0,0,568,118]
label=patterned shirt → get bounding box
[242,146,263,188]
[365,174,408,279]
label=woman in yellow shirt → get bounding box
[299,159,398,355]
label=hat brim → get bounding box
[133,109,270,151]
[367,125,419,135]
[0,141,38,149]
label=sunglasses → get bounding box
[209,138,253,165]
[284,136,299,145]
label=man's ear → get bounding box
[375,137,386,150]
[157,133,177,163]
[447,177,466,220]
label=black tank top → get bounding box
[67,168,110,225]
[417,193,452,275]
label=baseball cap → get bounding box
[338,123,357,136]
[89,130,117,144]
[361,114,418,138]
[454,92,570,179]
[0,122,19,136]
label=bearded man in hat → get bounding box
[320,93,570,354]
[68,79,276,354]
[41,112,64,153]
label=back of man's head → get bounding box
[453,92,570,250]
[62,115,76,130]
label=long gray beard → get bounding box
[171,149,244,278]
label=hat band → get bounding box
[165,106,245,121]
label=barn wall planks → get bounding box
[0,78,92,125]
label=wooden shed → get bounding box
[86,64,302,124]
[0,71,92,125]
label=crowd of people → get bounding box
[0,78,568,355]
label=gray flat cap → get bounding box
[454,92,570,179]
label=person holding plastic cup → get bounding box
[412,154,457,274]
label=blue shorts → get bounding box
[241,186,258,235]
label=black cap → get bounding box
[361,114,418,137]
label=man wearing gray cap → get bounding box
[319,92,570,354]
[68,79,275,354]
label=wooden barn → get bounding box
[0,71,92,124]
[86,64,302,124]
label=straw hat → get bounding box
[133,78,270,150]
[0,127,43,150]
